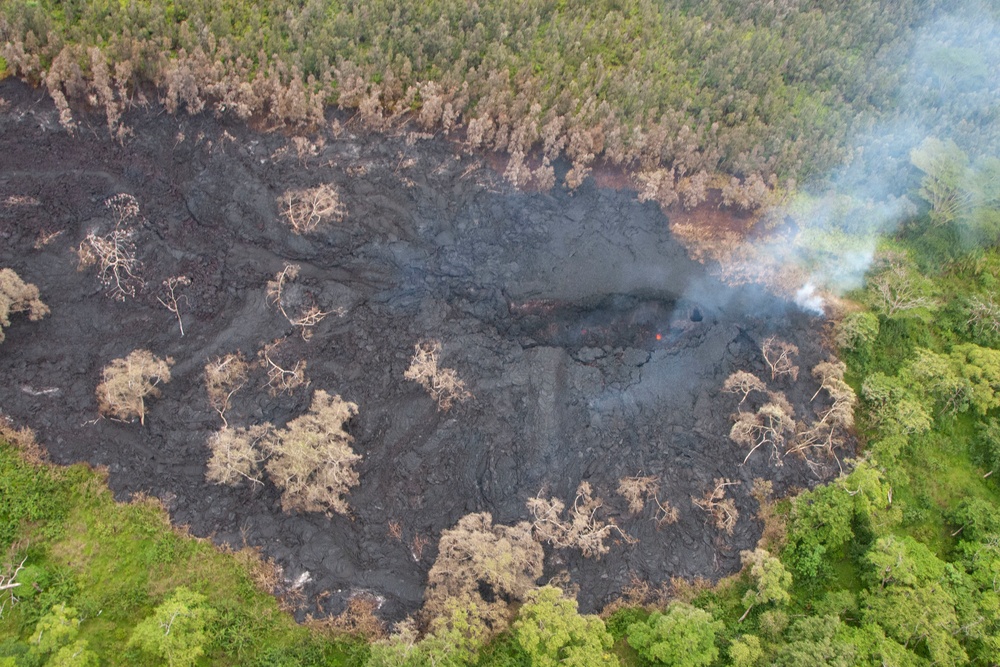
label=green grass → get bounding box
[0,438,364,666]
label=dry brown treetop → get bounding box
[761,336,800,381]
[616,474,679,527]
[0,268,49,344]
[258,339,308,396]
[266,264,332,340]
[95,350,173,425]
[423,512,543,635]
[279,183,347,234]
[692,478,739,535]
[77,194,144,301]
[722,370,766,405]
[204,353,249,427]
[527,481,635,559]
[729,396,796,465]
[204,424,271,487]
[262,390,361,516]
[404,340,472,411]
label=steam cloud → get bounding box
[756,5,1000,315]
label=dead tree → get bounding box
[257,339,308,396]
[616,474,678,526]
[78,229,141,301]
[279,184,346,234]
[156,275,191,336]
[96,350,173,425]
[722,370,766,405]
[204,353,249,427]
[0,268,49,344]
[527,482,636,559]
[869,260,936,317]
[729,394,796,465]
[0,554,27,616]
[262,390,361,515]
[404,341,472,411]
[266,264,331,341]
[205,424,271,487]
[761,336,799,381]
[77,194,144,301]
[692,478,739,534]
[791,362,857,464]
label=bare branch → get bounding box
[156,275,191,336]
[404,340,472,411]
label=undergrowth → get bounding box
[0,439,365,666]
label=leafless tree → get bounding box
[722,370,766,405]
[967,295,1000,338]
[616,474,678,527]
[266,264,331,340]
[78,228,141,301]
[730,393,796,465]
[404,341,472,411]
[868,260,936,317]
[156,275,191,336]
[761,336,799,381]
[527,482,636,559]
[204,353,249,427]
[279,183,346,234]
[692,478,739,534]
[258,339,308,396]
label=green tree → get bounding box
[513,586,618,667]
[727,635,763,667]
[29,603,80,657]
[626,601,721,667]
[128,587,216,667]
[910,137,971,227]
[47,640,99,667]
[773,615,856,667]
[740,548,792,620]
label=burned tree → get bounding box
[205,424,271,487]
[404,340,472,411]
[266,264,331,341]
[527,482,635,559]
[692,478,739,534]
[95,350,173,425]
[204,353,249,427]
[0,268,49,344]
[279,183,346,234]
[729,394,796,465]
[77,193,143,301]
[257,339,308,396]
[263,390,361,516]
[761,336,799,381]
[156,275,191,336]
[423,513,543,634]
[792,361,857,462]
[617,474,678,527]
[722,371,766,405]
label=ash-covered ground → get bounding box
[0,79,841,619]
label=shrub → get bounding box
[95,350,173,425]
[626,602,722,667]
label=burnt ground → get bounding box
[0,79,843,620]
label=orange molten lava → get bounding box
[655,333,662,341]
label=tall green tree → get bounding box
[513,586,618,667]
[626,601,721,667]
